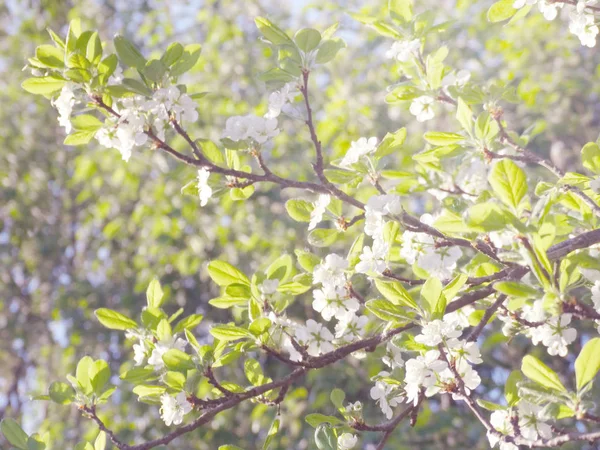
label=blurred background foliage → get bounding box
[1,0,599,448]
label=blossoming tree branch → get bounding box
[5,1,600,449]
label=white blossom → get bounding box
[538,0,563,20]
[447,338,483,365]
[313,254,348,290]
[338,433,358,450]
[535,314,577,357]
[382,342,404,369]
[404,350,448,405]
[265,82,296,119]
[335,314,369,341]
[313,285,359,321]
[309,194,331,231]
[569,11,599,47]
[518,402,553,441]
[133,340,147,366]
[355,240,388,275]
[592,281,600,313]
[513,0,538,8]
[370,378,404,419]
[410,96,435,122]
[415,319,462,347]
[259,279,279,295]
[197,168,212,207]
[488,409,517,449]
[147,336,187,371]
[418,245,462,279]
[295,319,335,356]
[590,176,600,194]
[160,392,192,426]
[385,39,420,62]
[51,83,76,133]
[340,137,378,168]
[222,114,279,144]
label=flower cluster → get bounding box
[513,0,599,47]
[96,86,198,161]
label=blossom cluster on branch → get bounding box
[5,1,600,450]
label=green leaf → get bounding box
[48,381,75,404]
[255,17,293,45]
[161,42,184,67]
[285,199,314,222]
[366,299,413,322]
[305,414,344,428]
[315,38,346,64]
[465,202,510,231]
[75,356,94,395]
[71,114,103,131]
[170,44,202,77]
[143,59,167,82]
[162,349,195,371]
[146,278,164,308]
[64,131,97,146]
[210,325,252,342]
[575,337,600,391]
[86,32,102,65]
[95,308,137,330]
[121,78,153,97]
[209,296,248,309]
[307,229,339,247]
[389,0,413,21]
[505,371,522,406]
[263,418,280,450]
[27,434,47,450]
[173,314,204,333]
[488,159,528,211]
[114,35,146,70]
[443,274,468,301]
[1,418,29,449]
[249,318,272,336]
[374,127,407,158]
[295,249,320,272]
[22,76,66,95]
[120,367,155,384]
[582,142,600,175]
[487,0,517,23]
[74,442,93,450]
[132,385,166,403]
[494,281,538,298]
[420,277,444,317]
[89,359,110,395]
[295,28,321,52]
[207,261,250,287]
[330,388,345,410]
[423,131,464,146]
[455,97,473,134]
[314,424,336,450]
[521,355,567,392]
[476,399,505,411]
[94,431,106,450]
[374,279,418,309]
[36,45,64,68]
[244,358,267,385]
[163,371,186,390]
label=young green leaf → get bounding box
[1,418,28,450]
[521,355,567,392]
[575,337,600,391]
[146,278,165,308]
[488,159,528,211]
[207,261,250,287]
[95,308,137,330]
